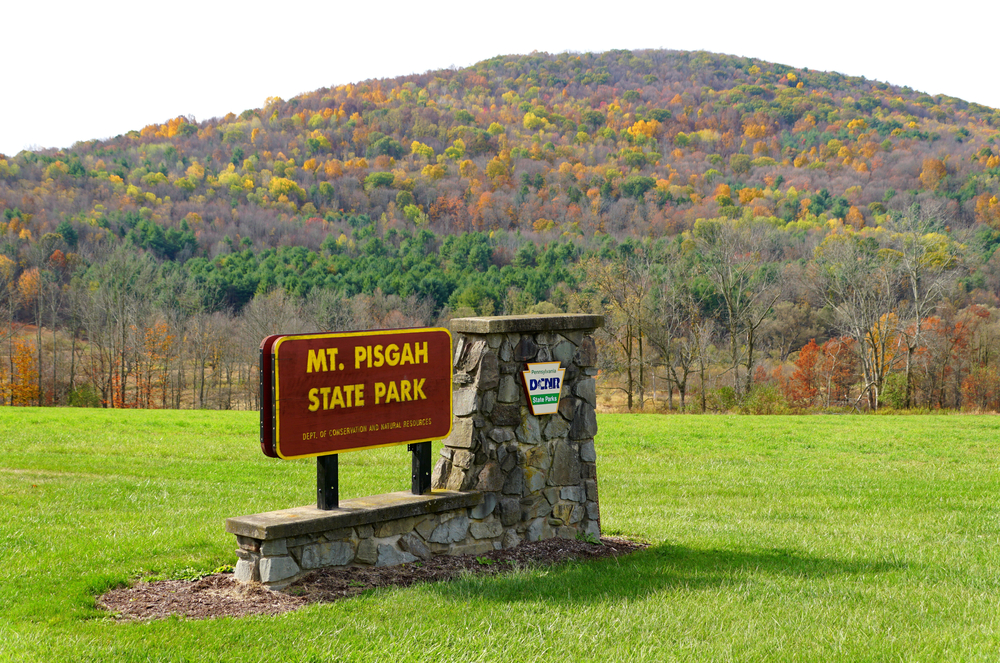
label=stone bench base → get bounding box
[226,490,487,588]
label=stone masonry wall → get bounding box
[433,314,603,546]
[226,314,603,589]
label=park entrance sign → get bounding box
[260,328,453,460]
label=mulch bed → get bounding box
[98,536,645,621]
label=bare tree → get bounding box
[586,249,652,410]
[694,218,779,398]
[80,245,157,407]
[813,231,902,410]
[886,203,959,407]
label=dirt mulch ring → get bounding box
[98,536,645,621]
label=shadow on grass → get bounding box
[428,542,907,605]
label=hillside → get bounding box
[3,49,999,253]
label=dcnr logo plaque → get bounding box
[521,361,566,415]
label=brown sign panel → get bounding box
[269,328,452,459]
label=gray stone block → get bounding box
[452,336,466,367]
[560,486,583,503]
[528,498,553,519]
[356,525,374,539]
[558,395,576,421]
[586,501,600,521]
[430,515,470,544]
[234,558,257,583]
[458,339,487,373]
[502,467,523,495]
[500,447,517,472]
[431,458,451,488]
[550,442,581,485]
[259,556,299,584]
[414,518,437,541]
[374,516,416,538]
[355,539,378,564]
[498,375,519,403]
[470,492,497,519]
[559,331,584,346]
[537,332,557,346]
[301,540,354,569]
[260,538,287,556]
[516,413,541,445]
[487,333,503,349]
[399,533,431,559]
[551,503,573,523]
[580,439,597,462]
[569,401,598,439]
[526,517,551,542]
[492,403,521,427]
[553,340,575,364]
[524,445,549,469]
[321,527,355,542]
[585,479,599,501]
[478,351,499,390]
[452,449,474,469]
[481,390,496,414]
[502,529,520,549]
[525,467,547,494]
[498,498,520,526]
[544,487,560,504]
[444,417,476,449]
[490,427,514,443]
[575,378,597,407]
[376,544,418,567]
[543,414,570,440]
[575,336,597,367]
[584,521,601,539]
[514,336,538,361]
[454,388,477,416]
[470,520,503,539]
[476,461,504,492]
[570,504,585,524]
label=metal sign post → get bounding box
[317,454,339,510]
[408,441,432,495]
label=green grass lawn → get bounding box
[2,409,1000,661]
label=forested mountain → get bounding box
[3,48,1000,412]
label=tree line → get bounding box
[3,202,1000,413]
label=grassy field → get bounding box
[2,409,999,661]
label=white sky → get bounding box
[2,1,997,157]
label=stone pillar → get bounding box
[433,314,604,545]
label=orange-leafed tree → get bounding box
[918,158,947,191]
[818,337,858,407]
[10,339,39,406]
[784,339,820,407]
